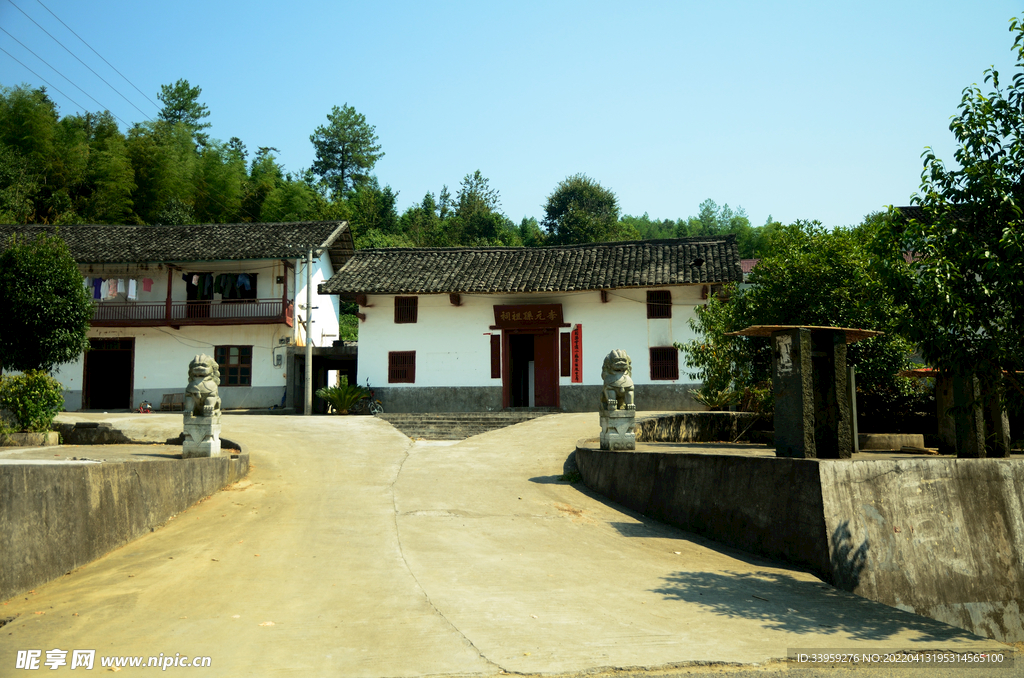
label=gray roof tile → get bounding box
[319,236,742,295]
[0,222,353,268]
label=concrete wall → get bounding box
[356,288,708,411]
[820,458,1024,642]
[576,449,830,576]
[575,422,1024,643]
[0,454,249,603]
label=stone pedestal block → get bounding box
[771,327,851,459]
[182,413,222,458]
[600,409,636,451]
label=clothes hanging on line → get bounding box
[127,279,138,301]
[142,278,154,293]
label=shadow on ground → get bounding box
[651,569,975,643]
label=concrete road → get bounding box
[0,413,1010,677]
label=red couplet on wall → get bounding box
[571,324,583,383]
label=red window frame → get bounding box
[214,345,252,386]
[394,296,418,324]
[649,346,679,381]
[647,290,672,319]
[388,351,416,383]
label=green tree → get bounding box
[126,121,197,224]
[871,16,1024,453]
[0,233,91,372]
[157,79,212,146]
[679,221,918,425]
[517,216,546,247]
[310,104,383,197]
[542,173,621,244]
[621,213,677,240]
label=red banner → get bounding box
[571,324,583,383]
[492,304,563,328]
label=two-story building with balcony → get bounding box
[0,221,352,411]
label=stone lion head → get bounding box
[601,349,632,380]
[188,354,221,385]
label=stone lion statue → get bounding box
[185,354,221,417]
[601,349,635,411]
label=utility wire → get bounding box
[0,45,89,114]
[34,0,160,112]
[3,0,264,225]
[5,0,152,120]
[0,26,131,128]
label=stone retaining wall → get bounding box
[0,454,249,603]
[635,411,762,443]
[575,443,1024,643]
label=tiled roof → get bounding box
[0,222,353,268]
[319,237,742,295]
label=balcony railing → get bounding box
[91,299,293,327]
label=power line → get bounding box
[0,26,131,128]
[5,0,152,121]
[0,45,90,114]
[1,1,261,225]
[33,0,160,112]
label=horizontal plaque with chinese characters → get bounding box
[493,304,563,328]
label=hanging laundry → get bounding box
[192,274,199,286]
[204,273,214,295]
[127,279,138,301]
[108,279,120,298]
[237,272,251,291]
[182,273,190,284]
[92,278,102,300]
[117,279,125,295]
[100,279,109,299]
[142,278,154,293]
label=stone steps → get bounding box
[377,411,553,440]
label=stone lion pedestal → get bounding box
[181,353,224,459]
[600,409,636,451]
[599,349,636,451]
[183,412,222,458]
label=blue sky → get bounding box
[1,0,1020,228]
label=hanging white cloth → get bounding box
[127,279,138,301]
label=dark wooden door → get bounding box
[533,329,559,408]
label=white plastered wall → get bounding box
[293,251,340,347]
[357,287,705,389]
[58,324,291,410]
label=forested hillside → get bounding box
[0,80,784,256]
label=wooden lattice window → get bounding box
[490,335,501,379]
[394,296,418,323]
[649,347,679,381]
[388,351,416,383]
[215,345,252,386]
[647,290,672,319]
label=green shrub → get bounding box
[0,370,65,432]
[316,375,368,414]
